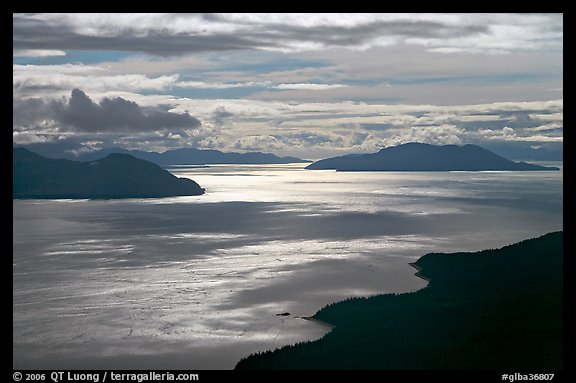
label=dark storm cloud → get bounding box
[13,14,488,56]
[13,97,55,127]
[14,89,201,132]
[12,15,269,56]
[211,106,234,126]
[263,20,487,48]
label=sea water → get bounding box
[13,163,563,369]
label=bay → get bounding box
[13,163,563,369]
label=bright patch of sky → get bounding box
[13,50,134,65]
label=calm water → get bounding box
[13,163,563,369]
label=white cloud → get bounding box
[478,126,516,140]
[176,80,271,89]
[427,47,510,55]
[232,135,283,151]
[12,65,563,157]
[13,63,104,75]
[384,125,465,147]
[14,13,562,55]
[13,64,349,96]
[274,83,348,90]
[175,80,347,91]
[13,49,67,57]
[13,131,53,144]
[476,126,563,142]
[12,13,563,158]
[525,123,562,132]
[13,64,178,94]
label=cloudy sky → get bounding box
[13,13,563,159]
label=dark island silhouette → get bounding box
[16,144,310,165]
[236,231,563,370]
[106,147,310,166]
[306,142,560,171]
[13,148,205,199]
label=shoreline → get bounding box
[236,231,563,370]
[408,261,431,283]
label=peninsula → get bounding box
[13,148,205,199]
[237,231,563,370]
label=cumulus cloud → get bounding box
[384,125,465,146]
[12,13,563,159]
[232,135,283,151]
[14,89,201,133]
[211,106,235,127]
[13,85,563,157]
[476,126,562,142]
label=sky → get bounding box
[13,13,563,159]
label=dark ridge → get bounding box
[236,231,563,370]
[15,144,311,165]
[13,148,205,199]
[306,143,559,171]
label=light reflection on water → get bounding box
[13,163,562,369]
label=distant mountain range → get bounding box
[306,143,560,171]
[13,148,205,199]
[15,143,310,165]
[480,141,562,162]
